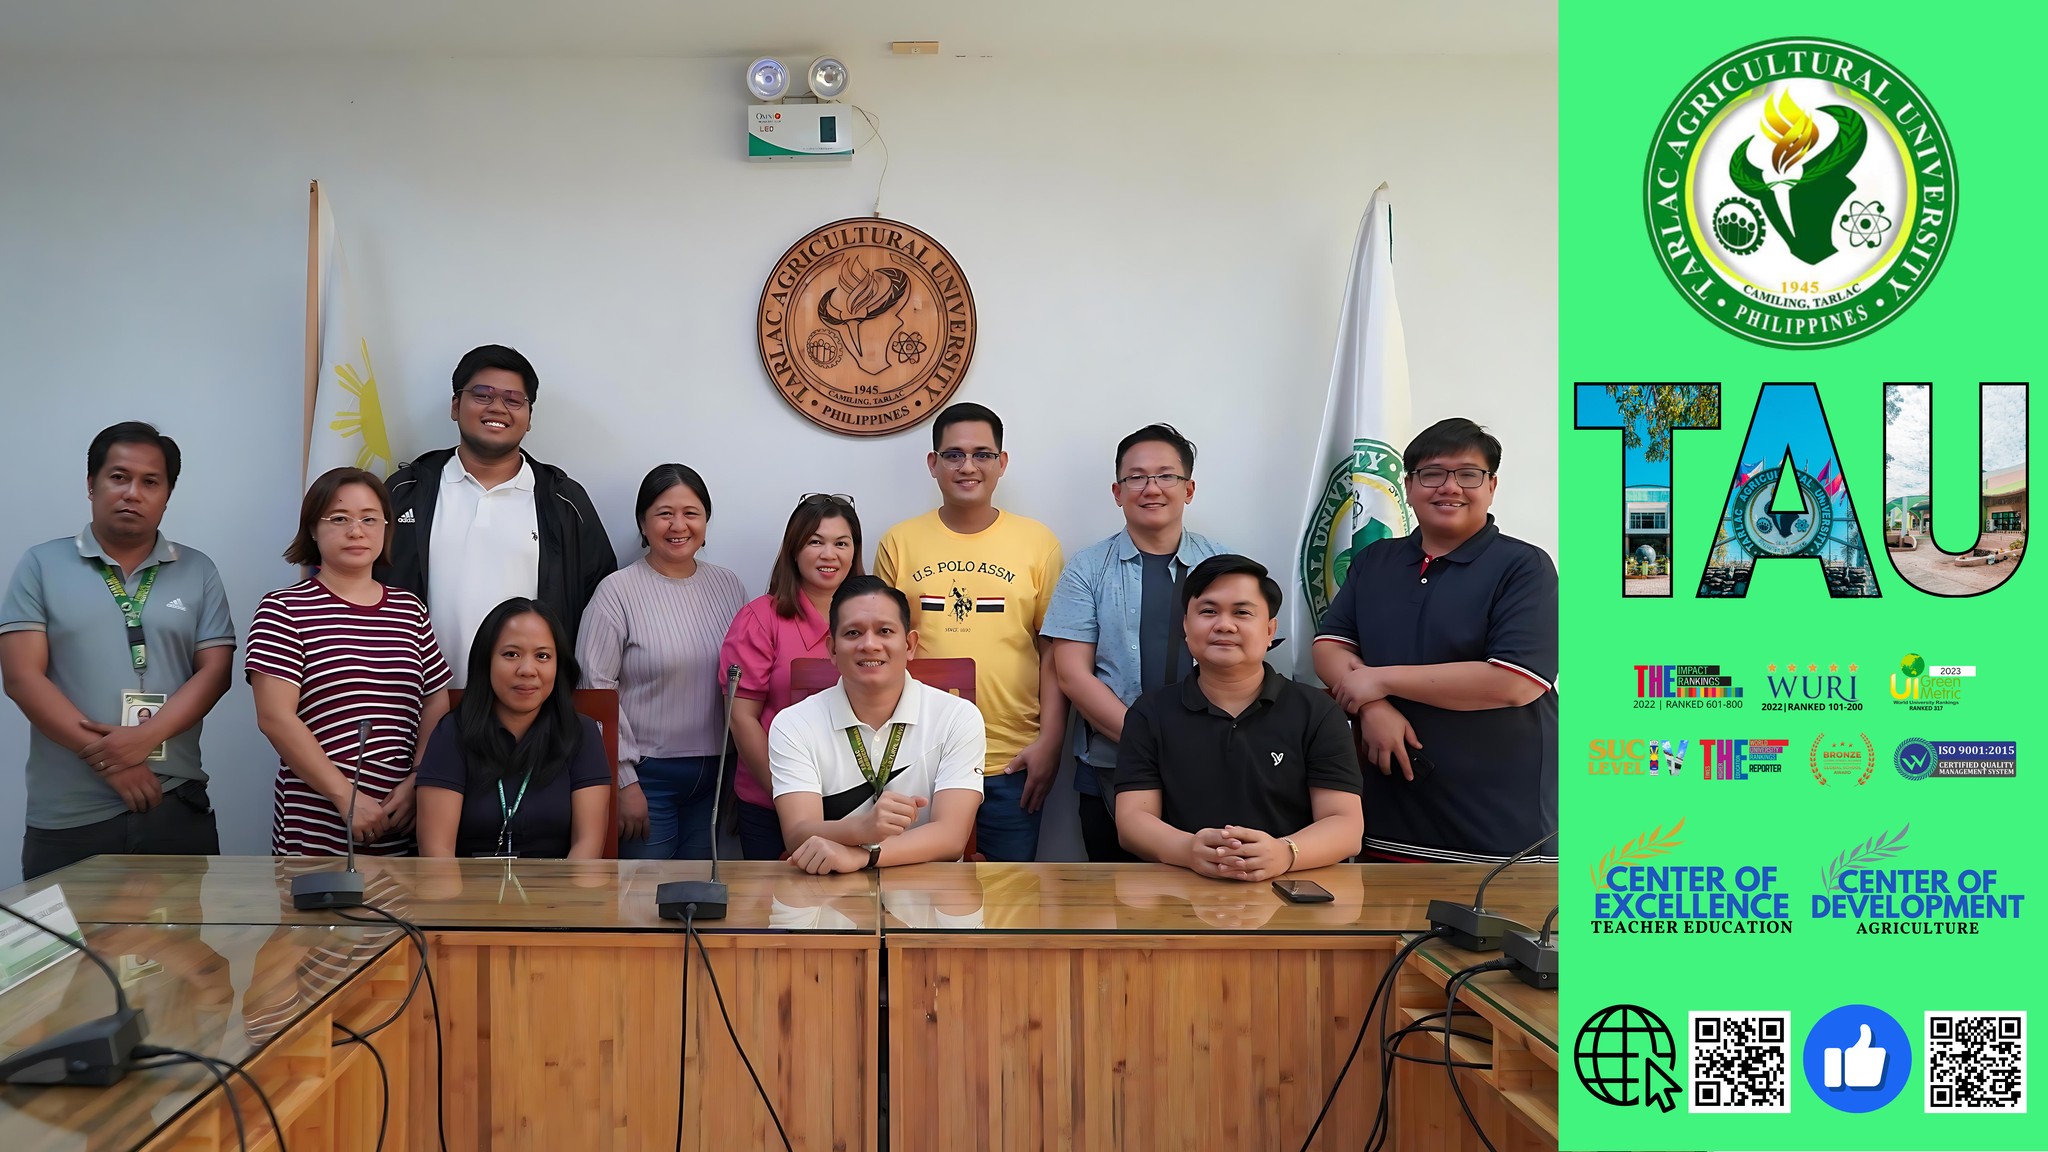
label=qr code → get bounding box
[1687,1011,1790,1112]
[1926,1012,2026,1113]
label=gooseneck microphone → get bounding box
[659,664,745,921]
[292,720,373,910]
[0,901,148,1084]
[1425,827,1557,951]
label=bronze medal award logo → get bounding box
[1809,732,1876,786]
[757,218,977,436]
[1644,38,1955,347]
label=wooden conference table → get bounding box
[0,856,1557,1151]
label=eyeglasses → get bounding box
[463,384,529,412]
[1117,473,1190,491]
[801,492,856,508]
[1408,467,1493,489]
[937,450,1001,467]
[318,515,387,531]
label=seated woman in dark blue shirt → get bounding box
[416,598,611,858]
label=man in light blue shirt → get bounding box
[1044,424,1228,862]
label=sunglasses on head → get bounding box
[801,493,855,507]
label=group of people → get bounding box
[3,344,1559,883]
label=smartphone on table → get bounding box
[1272,880,1334,903]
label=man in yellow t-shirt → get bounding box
[875,403,1066,861]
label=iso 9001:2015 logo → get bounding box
[1644,38,1955,348]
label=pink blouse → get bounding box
[717,594,830,808]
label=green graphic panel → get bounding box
[1562,8,2040,1149]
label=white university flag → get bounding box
[307,186,401,480]
[1292,184,1414,680]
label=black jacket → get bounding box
[382,447,618,658]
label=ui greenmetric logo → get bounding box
[1298,438,1411,621]
[1644,38,1955,348]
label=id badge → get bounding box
[120,691,169,762]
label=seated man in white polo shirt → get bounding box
[769,575,984,873]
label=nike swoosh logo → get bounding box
[821,765,911,822]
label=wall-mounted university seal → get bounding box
[756,218,978,436]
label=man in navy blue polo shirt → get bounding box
[1311,418,1557,864]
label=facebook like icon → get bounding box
[1803,1005,1912,1113]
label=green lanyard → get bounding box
[495,766,537,857]
[95,561,157,677]
[845,723,907,796]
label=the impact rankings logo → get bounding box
[1563,13,2039,1150]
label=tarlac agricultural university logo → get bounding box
[756,218,977,437]
[1644,38,1955,348]
[1298,439,1413,622]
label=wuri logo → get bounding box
[1764,661,1859,704]
[1644,38,1954,347]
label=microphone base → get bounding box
[1502,928,1560,989]
[0,1007,146,1086]
[1426,899,1515,952]
[291,870,367,911]
[656,880,728,922]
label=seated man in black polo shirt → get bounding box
[1113,555,1363,881]
[1311,418,1558,865]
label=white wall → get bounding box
[0,52,1558,884]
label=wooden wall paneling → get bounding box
[682,934,876,1152]
[416,931,874,1152]
[887,937,1392,1152]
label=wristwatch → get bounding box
[863,843,883,870]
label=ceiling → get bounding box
[0,0,1555,59]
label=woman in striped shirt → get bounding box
[577,464,746,859]
[248,468,452,855]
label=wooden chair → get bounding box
[444,688,622,858]
[786,658,980,860]
[788,657,976,705]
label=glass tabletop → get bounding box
[879,861,1559,935]
[3,856,883,935]
[4,856,1557,941]
[0,921,400,1152]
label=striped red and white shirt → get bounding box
[246,579,452,856]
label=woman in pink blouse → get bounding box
[719,494,862,859]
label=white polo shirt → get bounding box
[427,454,540,687]
[768,672,985,827]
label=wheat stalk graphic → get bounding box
[1821,823,1910,892]
[1589,818,1686,889]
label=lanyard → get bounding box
[95,561,157,676]
[844,723,907,796]
[495,766,537,857]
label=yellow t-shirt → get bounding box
[875,509,1064,773]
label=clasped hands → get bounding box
[329,773,419,844]
[79,718,163,813]
[1185,826,1292,883]
[1332,668,1425,781]
[788,789,927,875]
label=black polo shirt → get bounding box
[1114,664,1363,837]
[1314,515,1558,863]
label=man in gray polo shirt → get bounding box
[1,422,235,879]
